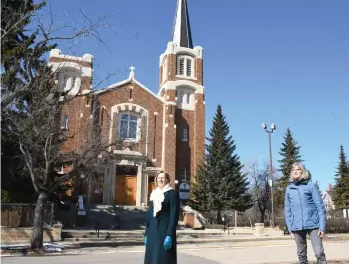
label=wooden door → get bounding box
[125,176,137,205]
[148,182,156,201]
[115,175,137,205]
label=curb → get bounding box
[0,236,291,257]
[70,236,290,248]
[269,259,349,264]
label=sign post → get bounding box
[179,182,190,200]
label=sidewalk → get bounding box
[2,232,349,257]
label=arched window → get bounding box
[57,69,81,93]
[182,168,187,181]
[177,55,194,78]
[177,87,194,110]
[162,57,168,82]
[119,113,139,140]
[182,128,188,141]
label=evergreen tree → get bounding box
[274,128,303,207]
[1,0,52,109]
[189,105,252,220]
[188,164,210,213]
[332,145,349,209]
[1,0,49,202]
[314,180,323,197]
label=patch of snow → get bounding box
[43,242,65,252]
[1,243,30,250]
[1,242,66,253]
[43,222,53,230]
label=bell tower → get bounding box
[159,0,205,187]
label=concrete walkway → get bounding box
[2,240,349,263]
[2,232,349,257]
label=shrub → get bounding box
[326,218,349,233]
[1,189,10,202]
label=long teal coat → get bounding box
[144,189,179,264]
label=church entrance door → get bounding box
[115,175,137,205]
[147,176,156,203]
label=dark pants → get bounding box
[293,229,327,264]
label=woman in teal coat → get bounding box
[144,171,179,264]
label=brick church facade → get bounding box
[49,0,205,206]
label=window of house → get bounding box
[58,70,79,92]
[179,91,184,104]
[177,56,194,78]
[61,73,69,88]
[162,57,168,82]
[177,90,193,106]
[182,168,187,181]
[186,93,191,104]
[62,115,69,129]
[119,113,138,140]
[182,129,188,141]
[186,58,192,76]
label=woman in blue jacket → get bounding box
[285,163,327,264]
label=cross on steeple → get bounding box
[129,65,135,79]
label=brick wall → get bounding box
[175,109,194,182]
[193,93,205,178]
[49,57,92,68]
[60,95,93,153]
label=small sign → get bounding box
[94,189,100,194]
[77,210,86,216]
[179,182,190,200]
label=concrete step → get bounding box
[59,235,292,249]
[62,233,227,241]
[61,229,228,241]
[84,204,149,230]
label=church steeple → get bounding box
[172,0,193,49]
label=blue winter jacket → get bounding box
[285,178,326,232]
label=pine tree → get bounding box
[1,0,50,202]
[314,180,323,197]
[332,145,349,209]
[189,105,252,220]
[274,128,303,208]
[188,164,210,213]
[1,0,54,109]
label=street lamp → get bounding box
[261,122,276,227]
[174,180,179,194]
[222,216,226,232]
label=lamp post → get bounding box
[174,180,179,196]
[261,123,276,227]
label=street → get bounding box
[2,240,349,264]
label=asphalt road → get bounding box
[2,240,349,264]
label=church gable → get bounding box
[96,80,164,168]
[95,67,164,105]
[96,81,164,118]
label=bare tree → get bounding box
[246,162,271,224]
[1,1,119,249]
[1,0,115,110]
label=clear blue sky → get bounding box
[37,0,349,192]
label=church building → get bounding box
[48,0,205,207]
